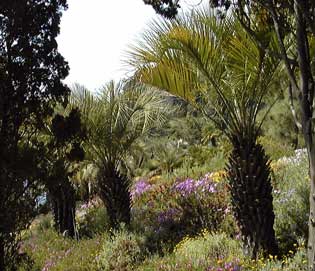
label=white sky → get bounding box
[57,0,201,91]
[57,0,158,92]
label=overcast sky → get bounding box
[57,0,159,91]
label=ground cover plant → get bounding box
[20,149,309,270]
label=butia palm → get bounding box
[127,7,280,256]
[71,81,169,229]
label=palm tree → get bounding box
[126,7,280,257]
[70,81,169,229]
[41,108,85,238]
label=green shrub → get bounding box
[174,231,242,261]
[28,214,53,235]
[244,239,307,271]
[77,205,108,238]
[272,152,309,254]
[97,228,145,271]
[136,232,243,271]
[21,228,101,271]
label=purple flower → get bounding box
[174,178,196,195]
[173,175,217,196]
[131,179,152,199]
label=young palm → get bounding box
[126,7,280,257]
[71,81,169,229]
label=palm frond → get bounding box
[70,81,170,169]
[126,5,281,140]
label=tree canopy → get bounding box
[0,0,69,268]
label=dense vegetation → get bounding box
[0,0,314,270]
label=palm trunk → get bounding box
[98,164,131,230]
[51,182,76,238]
[227,134,278,258]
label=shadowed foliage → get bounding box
[0,0,69,269]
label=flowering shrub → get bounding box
[173,174,230,236]
[272,153,309,254]
[131,172,232,254]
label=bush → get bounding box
[272,151,309,254]
[136,233,307,271]
[131,172,233,254]
[77,203,109,238]
[97,228,145,271]
[136,232,243,271]
[21,228,101,271]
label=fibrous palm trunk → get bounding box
[226,134,278,258]
[51,181,76,238]
[98,164,131,230]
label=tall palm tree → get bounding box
[70,81,169,229]
[126,7,281,257]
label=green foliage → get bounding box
[136,232,307,271]
[30,214,54,235]
[96,228,145,271]
[136,232,243,271]
[77,204,109,238]
[21,228,101,271]
[260,97,303,152]
[272,152,309,254]
[259,135,295,161]
[0,0,70,267]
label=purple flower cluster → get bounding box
[174,175,217,196]
[131,179,152,199]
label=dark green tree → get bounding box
[0,0,69,269]
[143,0,180,18]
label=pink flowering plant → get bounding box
[131,173,231,253]
[172,174,230,236]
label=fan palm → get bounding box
[126,7,280,256]
[70,81,169,229]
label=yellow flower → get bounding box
[211,170,226,182]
